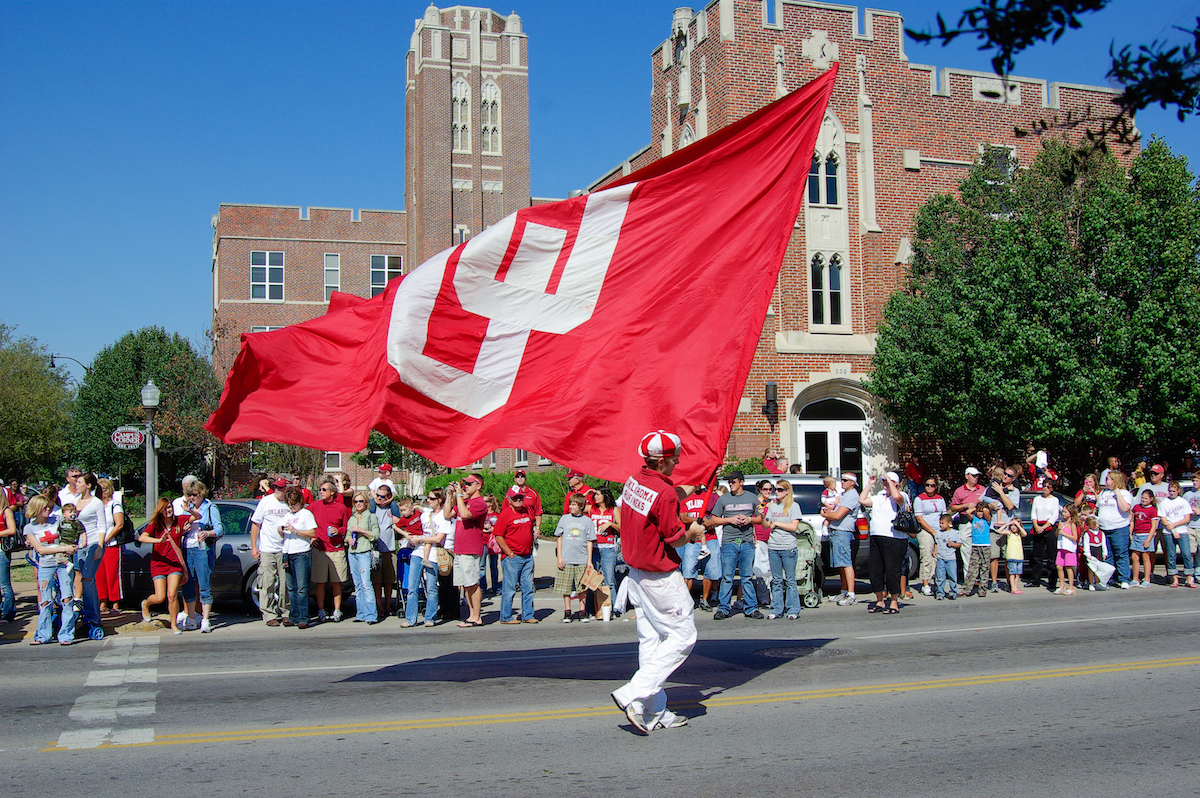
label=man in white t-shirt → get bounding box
[1141,465,1171,502]
[57,466,83,508]
[368,464,396,496]
[250,477,291,625]
[171,475,200,516]
[1161,482,1195,587]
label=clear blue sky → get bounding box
[2,0,1195,381]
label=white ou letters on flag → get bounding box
[387,184,635,419]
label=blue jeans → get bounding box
[935,557,958,597]
[480,552,500,592]
[284,552,311,624]
[36,560,77,644]
[1103,525,1132,584]
[768,547,800,616]
[500,554,535,621]
[1162,531,1194,577]
[0,552,15,620]
[719,539,758,614]
[183,546,215,605]
[74,544,103,627]
[405,556,440,625]
[349,551,377,621]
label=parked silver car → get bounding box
[121,499,261,609]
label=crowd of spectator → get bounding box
[4,447,1199,644]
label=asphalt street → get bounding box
[3,584,1199,797]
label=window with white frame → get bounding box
[807,151,840,206]
[455,225,471,244]
[515,449,529,467]
[538,454,552,466]
[370,254,402,297]
[323,253,340,301]
[250,251,284,301]
[324,452,342,470]
[489,451,497,468]
[810,252,847,328]
[481,81,501,154]
[250,325,284,333]
[452,78,471,153]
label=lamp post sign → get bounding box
[111,426,146,450]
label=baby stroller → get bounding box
[794,519,821,608]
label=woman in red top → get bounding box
[590,487,621,619]
[139,499,189,634]
[1074,474,1100,511]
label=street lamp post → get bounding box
[141,379,161,512]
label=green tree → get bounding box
[909,1,1198,144]
[865,138,1200,482]
[0,324,72,480]
[352,430,447,481]
[257,443,326,483]
[69,327,220,489]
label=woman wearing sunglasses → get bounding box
[763,481,802,619]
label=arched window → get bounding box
[452,78,471,153]
[808,153,820,204]
[481,81,501,155]
[810,251,846,330]
[680,123,695,149]
[825,152,838,206]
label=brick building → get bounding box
[211,0,1130,485]
[589,0,1130,478]
[211,4,544,485]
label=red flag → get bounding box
[206,67,838,484]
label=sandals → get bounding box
[867,603,884,613]
[456,620,484,628]
[883,606,900,615]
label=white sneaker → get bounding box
[836,593,857,606]
[200,619,212,634]
[653,710,688,729]
[176,611,188,627]
[920,585,933,596]
[1119,581,1131,590]
[183,615,199,631]
[331,609,343,622]
[624,702,650,735]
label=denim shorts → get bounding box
[1006,558,1024,575]
[699,543,721,579]
[679,541,702,579]
[1131,532,1155,553]
[829,530,853,568]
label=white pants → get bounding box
[611,568,697,728]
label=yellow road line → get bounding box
[43,654,1200,751]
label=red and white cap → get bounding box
[638,430,681,459]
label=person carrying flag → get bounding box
[610,430,705,734]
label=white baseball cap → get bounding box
[964,467,981,476]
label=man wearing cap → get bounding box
[368,464,395,496]
[493,490,539,623]
[821,473,861,605]
[950,467,987,582]
[563,471,593,515]
[446,474,488,626]
[1141,465,1171,502]
[250,477,291,626]
[707,470,764,620]
[611,430,704,734]
[506,470,543,538]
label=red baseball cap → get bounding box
[378,463,393,473]
[1150,464,1165,474]
[271,477,289,489]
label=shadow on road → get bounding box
[341,635,839,721]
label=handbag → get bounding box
[0,529,25,554]
[893,509,918,537]
[752,541,770,579]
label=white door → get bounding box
[797,399,866,477]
